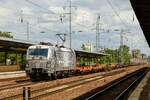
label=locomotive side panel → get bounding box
[55,47,76,71]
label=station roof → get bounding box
[130,0,150,47]
[0,37,109,57]
[75,50,109,58]
[0,37,35,53]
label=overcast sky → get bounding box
[0,0,149,55]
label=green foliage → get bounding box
[7,54,17,65]
[0,52,5,65]
[104,64,112,71]
[119,45,131,65]
[0,31,13,38]
[100,48,119,64]
[100,45,131,65]
[0,52,26,68]
[81,44,85,50]
[147,56,150,63]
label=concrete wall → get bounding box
[0,65,21,72]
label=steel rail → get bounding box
[85,68,148,100]
[115,70,147,100]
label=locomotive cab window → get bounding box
[27,48,49,59]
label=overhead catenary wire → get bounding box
[0,16,59,38]
[105,0,150,55]
[109,0,136,24]
[38,25,59,33]
[24,0,58,15]
[0,17,60,39]
[106,0,129,29]
[0,0,149,54]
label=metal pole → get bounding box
[23,87,25,100]
[16,52,18,65]
[23,87,31,100]
[5,51,7,65]
[98,15,100,52]
[28,87,31,100]
[96,23,98,52]
[96,15,100,52]
[69,0,72,48]
[27,22,29,41]
[120,30,124,66]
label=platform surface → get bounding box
[128,70,150,100]
[0,71,26,80]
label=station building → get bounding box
[0,37,35,71]
[0,37,109,72]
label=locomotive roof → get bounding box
[28,45,53,48]
[75,50,110,58]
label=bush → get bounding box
[104,64,112,71]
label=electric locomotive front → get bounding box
[25,45,76,80]
[25,45,55,80]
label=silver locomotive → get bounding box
[25,45,76,80]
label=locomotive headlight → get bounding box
[26,64,29,68]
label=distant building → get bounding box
[131,49,148,64]
[81,41,93,52]
[132,49,141,59]
[141,53,147,59]
[148,56,150,63]
[39,42,53,46]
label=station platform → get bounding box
[0,65,22,72]
[0,71,26,80]
[128,68,150,100]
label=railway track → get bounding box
[0,77,31,91]
[0,71,27,82]
[30,75,103,100]
[0,68,126,100]
[26,69,127,100]
[0,76,28,82]
[0,81,32,91]
[0,67,146,100]
[0,75,105,100]
[83,68,149,100]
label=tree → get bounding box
[100,45,131,65]
[147,56,150,63]
[119,45,131,65]
[100,48,119,64]
[0,52,5,65]
[81,44,85,50]
[0,31,13,38]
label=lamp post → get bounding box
[20,10,30,41]
[27,22,29,41]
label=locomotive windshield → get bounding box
[28,49,48,57]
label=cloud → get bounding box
[21,7,34,15]
[0,0,149,55]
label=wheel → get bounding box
[51,73,57,80]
